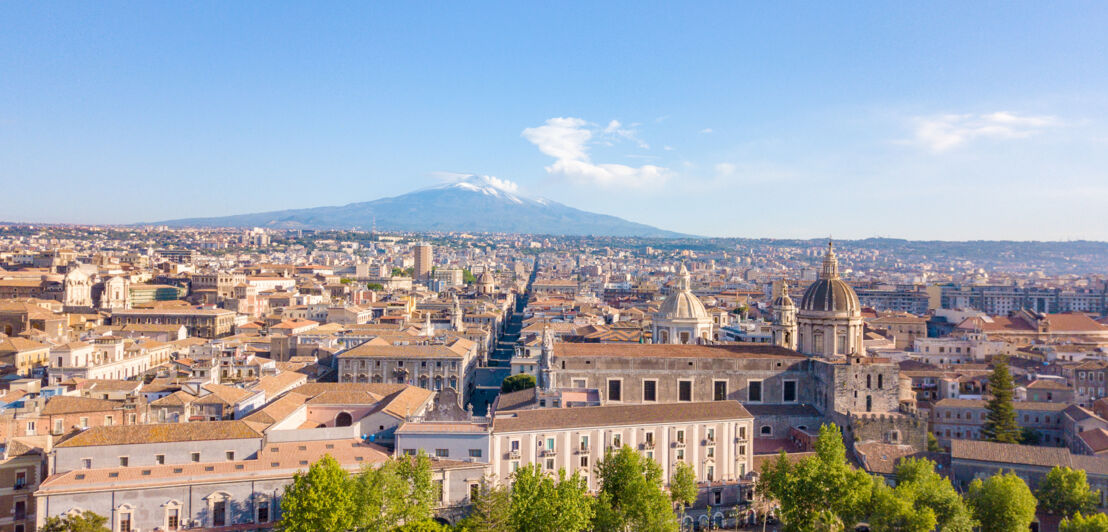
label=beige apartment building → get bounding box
[337,338,479,405]
[489,401,754,492]
[110,308,237,338]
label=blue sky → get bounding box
[2,2,1107,239]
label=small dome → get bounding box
[657,263,709,321]
[772,281,795,308]
[477,271,494,284]
[658,290,710,320]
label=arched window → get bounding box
[866,374,872,389]
[760,425,772,436]
[335,412,353,427]
[866,395,873,412]
[878,374,884,389]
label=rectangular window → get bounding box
[119,456,129,467]
[580,455,589,467]
[679,380,693,402]
[612,433,622,448]
[572,378,587,388]
[225,451,235,461]
[643,379,657,402]
[783,380,797,403]
[546,437,555,450]
[469,449,482,458]
[257,504,269,524]
[167,508,179,530]
[80,417,89,428]
[156,454,165,464]
[545,458,555,470]
[748,380,763,402]
[676,429,685,443]
[434,479,444,503]
[191,452,200,462]
[714,380,728,401]
[608,379,622,402]
[54,419,64,434]
[436,448,449,458]
[82,458,92,469]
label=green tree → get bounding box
[463,269,477,284]
[367,282,384,290]
[669,461,699,518]
[1021,427,1043,445]
[966,471,1038,532]
[868,457,974,532]
[456,476,512,532]
[40,511,111,532]
[1037,466,1099,517]
[279,454,357,532]
[982,357,1021,444]
[351,451,436,530]
[501,373,537,393]
[391,521,449,532]
[508,464,594,532]
[1060,512,1108,532]
[593,446,678,532]
[756,424,872,532]
[927,432,942,452]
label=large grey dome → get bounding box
[798,242,860,314]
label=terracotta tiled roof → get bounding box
[41,396,123,415]
[493,400,752,433]
[1079,428,1108,453]
[56,420,262,447]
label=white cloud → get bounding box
[700,128,714,134]
[911,111,1061,152]
[522,117,669,188]
[430,172,520,193]
[714,162,736,177]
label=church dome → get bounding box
[772,280,795,308]
[799,242,860,314]
[477,271,494,285]
[657,264,709,320]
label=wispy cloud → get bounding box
[430,172,520,193]
[699,128,714,134]
[910,111,1061,152]
[522,117,669,188]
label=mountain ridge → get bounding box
[151,176,691,238]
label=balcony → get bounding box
[672,440,686,448]
[507,450,520,460]
[575,445,590,455]
[641,440,655,450]
[539,449,557,457]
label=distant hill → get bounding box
[152,176,689,238]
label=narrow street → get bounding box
[468,259,538,416]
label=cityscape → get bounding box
[3,3,1108,532]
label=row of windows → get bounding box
[599,378,797,403]
[80,450,237,469]
[345,359,459,369]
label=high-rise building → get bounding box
[413,242,433,279]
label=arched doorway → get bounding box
[335,412,353,427]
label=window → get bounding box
[676,429,685,443]
[15,471,26,489]
[403,449,416,456]
[25,421,35,435]
[546,437,555,450]
[545,458,555,470]
[510,439,520,452]
[748,380,763,402]
[436,448,449,458]
[510,461,520,472]
[580,456,589,467]
[707,427,715,442]
[714,490,722,504]
[434,479,444,503]
[105,415,114,426]
[608,379,622,402]
[677,448,685,461]
[191,452,201,462]
[120,456,129,467]
[470,483,481,501]
[645,431,655,444]
[707,446,715,458]
[82,458,92,469]
[643,379,657,402]
[469,449,482,458]
[707,465,715,481]
[156,454,165,465]
[225,451,235,461]
[167,508,180,530]
[713,380,727,401]
[572,378,587,388]
[739,426,747,439]
[783,380,797,403]
[580,435,590,451]
[612,433,622,449]
[119,512,132,532]
[679,380,693,402]
[257,503,269,523]
[760,425,772,436]
[80,417,89,428]
[54,418,64,434]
